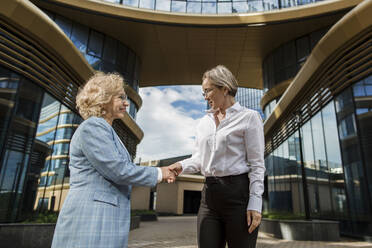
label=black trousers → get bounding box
[197,173,259,248]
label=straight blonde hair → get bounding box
[202,65,238,97]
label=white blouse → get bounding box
[180,102,265,212]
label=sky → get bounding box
[135,86,206,163]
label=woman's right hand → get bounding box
[169,162,183,176]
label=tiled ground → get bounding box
[128,216,372,248]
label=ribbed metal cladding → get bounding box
[0,19,83,111]
[0,18,142,158]
[265,28,372,156]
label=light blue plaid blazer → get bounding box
[51,117,158,248]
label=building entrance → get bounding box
[183,190,201,214]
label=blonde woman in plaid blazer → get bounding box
[51,73,175,248]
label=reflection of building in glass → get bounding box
[262,3,372,237]
[1,0,371,240]
[34,95,82,211]
[44,10,141,121]
[261,27,329,118]
[266,75,372,237]
[0,0,144,222]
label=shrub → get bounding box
[262,211,305,220]
[22,211,59,224]
[131,209,156,216]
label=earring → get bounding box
[224,93,227,97]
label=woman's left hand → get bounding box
[246,210,261,233]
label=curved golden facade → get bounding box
[31,0,361,88]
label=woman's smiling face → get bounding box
[202,78,224,110]
[105,89,129,120]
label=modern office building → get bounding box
[0,0,371,239]
[236,87,264,118]
[0,0,144,222]
[261,1,372,238]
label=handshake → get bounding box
[160,162,182,183]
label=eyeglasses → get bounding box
[116,94,128,101]
[202,88,214,97]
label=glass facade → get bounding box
[102,0,325,14]
[263,98,278,119]
[0,65,47,222]
[0,8,146,220]
[0,61,141,220]
[265,74,372,237]
[35,95,83,212]
[235,87,264,119]
[262,28,328,92]
[262,28,329,119]
[45,10,140,119]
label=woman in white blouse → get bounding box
[170,65,265,248]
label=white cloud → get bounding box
[135,86,205,162]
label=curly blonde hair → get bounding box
[76,72,125,119]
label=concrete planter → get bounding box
[0,216,141,248]
[0,223,55,248]
[260,218,340,241]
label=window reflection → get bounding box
[266,99,350,220]
[70,23,89,53]
[156,0,171,10]
[311,111,332,217]
[55,16,72,38]
[218,2,231,13]
[124,0,139,7]
[103,36,117,64]
[128,98,138,119]
[187,2,202,13]
[263,27,329,92]
[335,86,371,234]
[247,1,264,12]
[352,74,372,223]
[280,0,297,7]
[140,0,156,9]
[35,93,82,212]
[84,54,101,70]
[202,2,216,13]
[0,66,43,222]
[0,68,19,154]
[232,2,248,13]
[322,102,346,216]
[264,98,277,119]
[172,1,187,12]
[51,12,142,100]
[52,143,70,156]
[87,30,104,58]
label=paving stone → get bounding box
[128,216,372,248]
